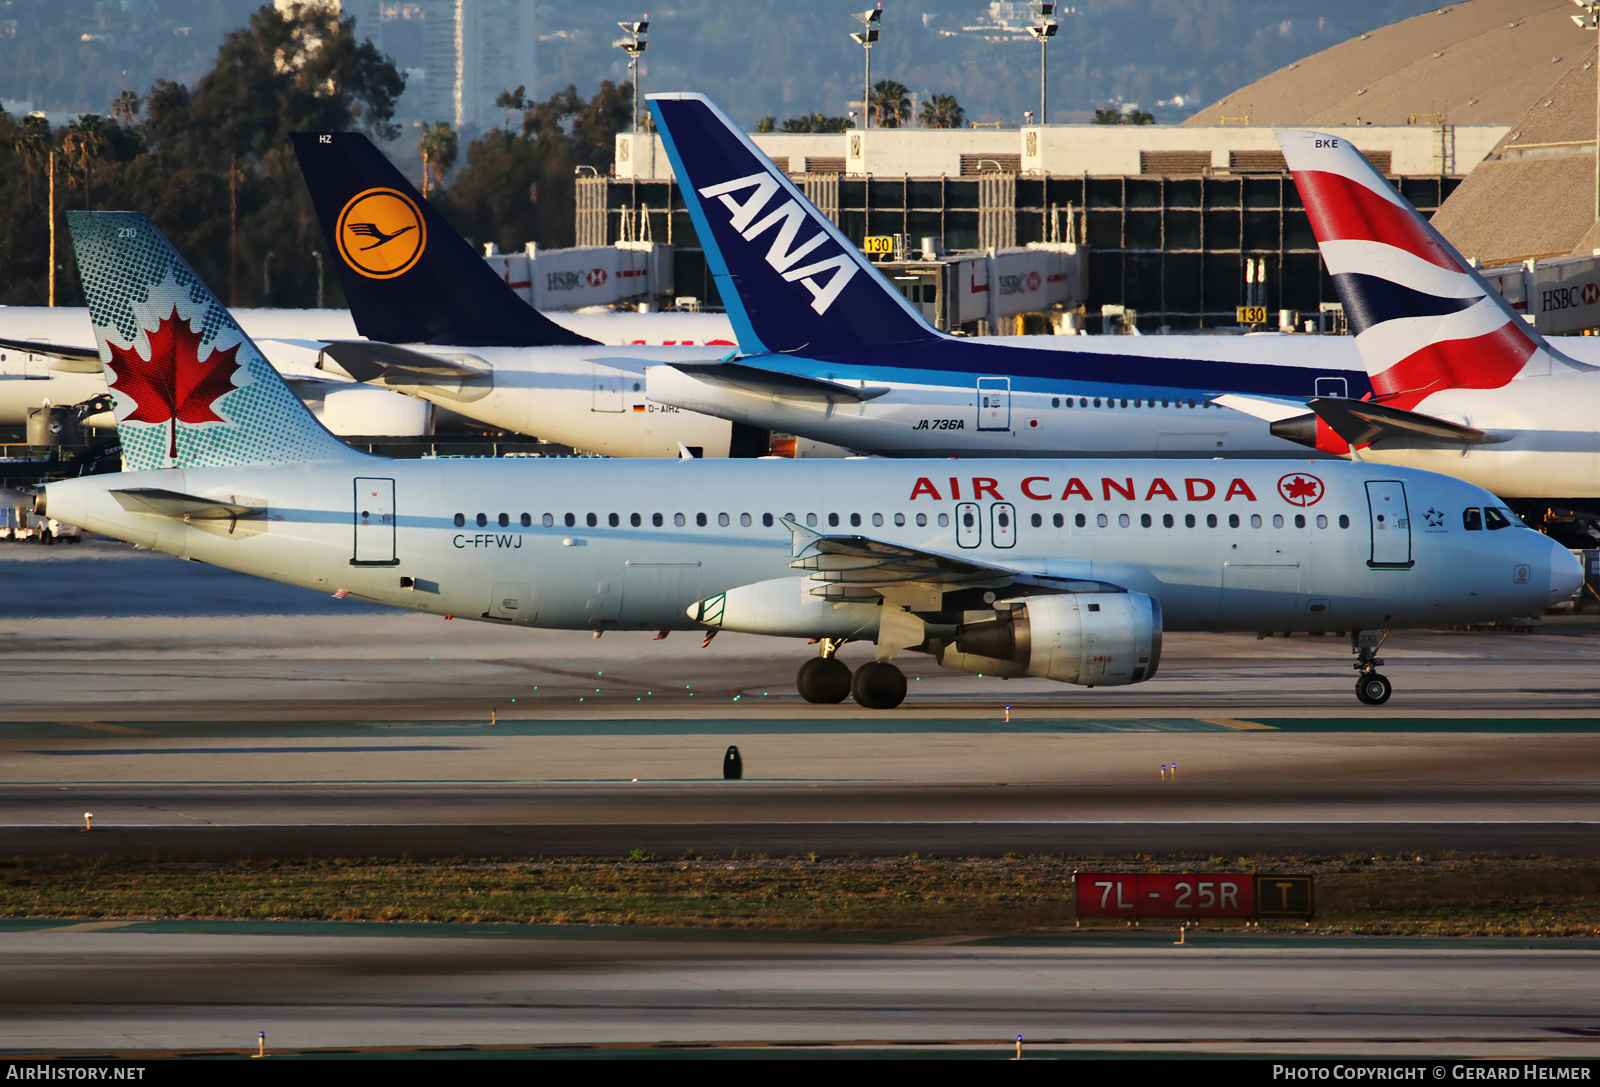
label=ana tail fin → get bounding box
[1277,129,1586,407]
[291,131,597,348]
[648,93,936,355]
[67,211,365,471]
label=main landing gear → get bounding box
[1351,630,1392,705]
[796,639,907,710]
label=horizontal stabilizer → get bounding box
[111,488,265,522]
[669,361,888,402]
[319,341,490,383]
[0,336,102,373]
[1307,396,1507,447]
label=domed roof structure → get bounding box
[1183,0,1592,128]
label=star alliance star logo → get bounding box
[1423,508,1445,528]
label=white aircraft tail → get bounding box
[67,211,364,472]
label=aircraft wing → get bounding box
[1307,396,1509,446]
[783,517,1123,610]
[0,336,102,373]
[667,361,889,403]
[110,488,265,522]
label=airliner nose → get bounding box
[1549,539,1584,606]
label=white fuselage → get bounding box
[44,458,1573,641]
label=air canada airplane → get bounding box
[42,211,1579,707]
[641,92,1374,459]
[1225,130,1600,516]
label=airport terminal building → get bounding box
[582,0,1600,334]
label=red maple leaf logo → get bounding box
[1277,473,1324,506]
[105,309,241,460]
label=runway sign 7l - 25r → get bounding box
[1074,873,1315,920]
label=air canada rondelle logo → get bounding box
[335,187,426,279]
[1277,473,1325,506]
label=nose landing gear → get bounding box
[1351,630,1392,705]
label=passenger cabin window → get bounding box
[1464,508,1482,531]
[453,513,465,527]
[586,513,598,527]
[764,513,775,527]
[630,513,641,527]
[937,513,949,527]
[653,513,664,527]
[696,513,708,527]
[1485,507,1512,530]
[542,514,554,527]
[520,513,532,527]
[1053,513,1064,528]
[915,513,927,527]
[1032,513,1043,528]
[564,513,576,527]
[718,513,730,527]
[893,513,904,526]
[497,513,509,527]
[475,513,487,527]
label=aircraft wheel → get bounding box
[1355,673,1392,706]
[851,661,907,710]
[797,656,852,704]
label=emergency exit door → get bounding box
[353,477,398,566]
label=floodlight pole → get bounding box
[852,5,882,129]
[616,17,650,133]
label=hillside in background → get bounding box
[2,1,1448,127]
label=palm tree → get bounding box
[63,115,104,204]
[112,90,141,126]
[417,121,458,199]
[13,114,50,205]
[918,93,965,130]
[869,80,910,128]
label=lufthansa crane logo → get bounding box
[335,187,426,279]
[1277,473,1325,506]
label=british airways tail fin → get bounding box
[648,93,936,355]
[291,132,597,348]
[67,211,364,472]
[1277,129,1587,406]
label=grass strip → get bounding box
[2,853,1598,936]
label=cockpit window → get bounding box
[1463,507,1482,531]
[1485,507,1511,531]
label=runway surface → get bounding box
[3,921,1599,1057]
[5,539,1600,1056]
[5,778,1600,857]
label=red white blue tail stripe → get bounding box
[1277,130,1572,408]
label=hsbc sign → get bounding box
[1540,283,1599,313]
[1483,252,1600,334]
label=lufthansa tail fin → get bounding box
[291,132,597,348]
[1276,129,1589,407]
[648,93,936,355]
[67,211,365,472]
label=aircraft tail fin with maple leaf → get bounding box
[67,211,368,472]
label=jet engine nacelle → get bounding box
[311,384,434,437]
[950,592,1163,686]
